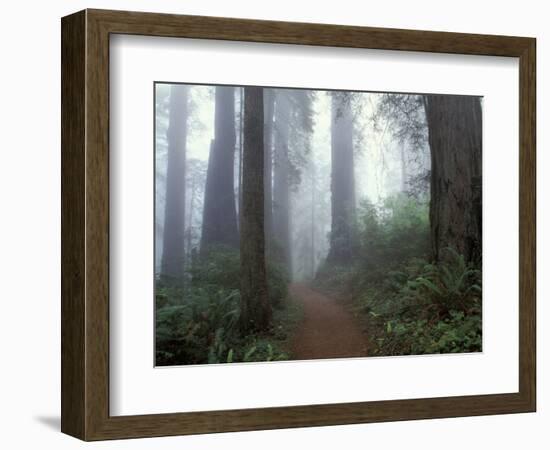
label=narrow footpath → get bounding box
[289,283,368,360]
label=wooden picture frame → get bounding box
[61,9,536,441]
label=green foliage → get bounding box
[191,246,289,306]
[266,260,289,308]
[189,246,241,291]
[374,311,481,355]
[156,287,240,365]
[315,193,429,294]
[356,194,430,284]
[156,285,293,365]
[401,248,482,314]
[156,247,293,366]
[316,193,481,357]
[356,249,482,356]
[241,339,290,362]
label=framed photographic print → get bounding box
[61,9,536,440]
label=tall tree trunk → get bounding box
[240,87,271,332]
[237,88,244,224]
[327,93,355,265]
[201,86,239,252]
[272,94,292,273]
[264,89,275,241]
[310,159,316,279]
[161,85,188,282]
[424,95,482,264]
[186,176,196,256]
[238,87,244,222]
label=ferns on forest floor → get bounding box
[354,249,482,356]
[155,247,300,365]
[316,194,482,357]
[156,287,301,365]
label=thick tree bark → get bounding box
[272,93,292,272]
[263,89,275,240]
[238,88,244,223]
[327,93,356,265]
[161,85,188,282]
[424,95,482,264]
[310,159,316,279]
[239,87,271,332]
[201,86,239,252]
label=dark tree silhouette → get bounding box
[161,85,188,282]
[272,92,292,271]
[264,89,275,239]
[201,86,239,252]
[239,86,271,332]
[424,95,482,263]
[327,92,356,264]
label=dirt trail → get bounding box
[289,283,368,360]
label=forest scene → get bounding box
[155,82,482,366]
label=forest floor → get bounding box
[289,283,368,360]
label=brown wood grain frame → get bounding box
[61,9,536,441]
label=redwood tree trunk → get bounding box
[424,95,482,264]
[239,87,271,332]
[264,89,275,240]
[201,86,239,252]
[238,88,244,222]
[272,94,292,272]
[161,85,188,282]
[310,159,316,279]
[327,93,355,265]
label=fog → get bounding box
[155,84,430,281]
[155,84,484,365]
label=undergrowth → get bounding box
[155,248,301,365]
[315,193,482,356]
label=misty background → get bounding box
[154,84,430,281]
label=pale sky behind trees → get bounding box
[154,84,430,277]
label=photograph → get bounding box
[154,83,483,366]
